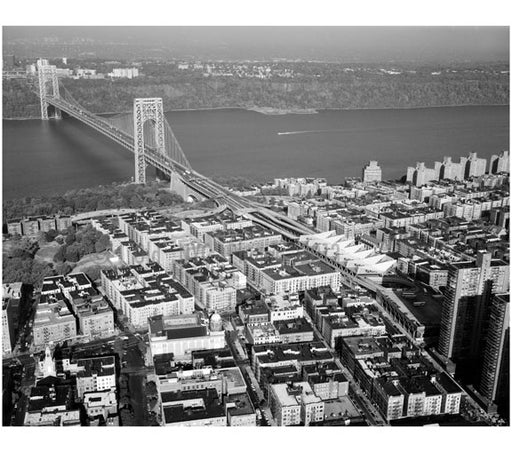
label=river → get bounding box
[2,106,509,200]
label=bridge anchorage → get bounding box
[37,62,61,120]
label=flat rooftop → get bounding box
[393,289,443,326]
[271,382,320,407]
[162,389,225,424]
[225,392,255,417]
[324,396,361,420]
[254,342,333,365]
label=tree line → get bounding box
[3,181,183,222]
[3,65,509,118]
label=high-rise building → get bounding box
[460,152,487,179]
[2,300,13,355]
[438,156,464,181]
[438,252,509,363]
[489,151,510,174]
[362,160,382,183]
[2,282,23,356]
[479,293,509,406]
[406,162,439,187]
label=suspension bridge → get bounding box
[35,61,314,239]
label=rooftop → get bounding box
[28,380,73,413]
[271,382,321,407]
[162,389,225,424]
[274,318,314,336]
[225,392,255,417]
[76,356,116,379]
[208,224,280,243]
[253,342,334,365]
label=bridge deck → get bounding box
[45,93,315,238]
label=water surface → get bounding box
[3,106,509,200]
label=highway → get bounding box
[48,93,317,239]
[37,83,490,427]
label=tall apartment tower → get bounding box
[406,162,440,187]
[489,151,510,174]
[438,156,464,181]
[479,293,509,406]
[460,152,487,179]
[438,251,509,362]
[2,300,12,355]
[362,161,382,183]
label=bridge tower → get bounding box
[133,98,165,184]
[37,61,61,120]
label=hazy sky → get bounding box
[3,26,509,62]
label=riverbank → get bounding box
[322,103,509,112]
[4,102,508,120]
[248,106,319,115]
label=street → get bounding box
[301,309,387,426]
[224,320,275,426]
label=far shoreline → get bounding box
[3,103,509,120]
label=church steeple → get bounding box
[41,344,56,378]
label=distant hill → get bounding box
[3,62,509,118]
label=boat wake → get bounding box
[277,129,344,136]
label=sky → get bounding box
[3,26,509,62]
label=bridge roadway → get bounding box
[49,97,252,208]
[47,96,316,239]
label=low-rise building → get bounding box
[21,217,40,236]
[173,254,245,313]
[225,392,257,426]
[157,366,246,397]
[274,318,315,344]
[232,250,281,289]
[266,293,304,322]
[33,294,77,347]
[320,305,386,348]
[245,321,281,345]
[148,313,226,361]
[239,300,270,325]
[339,335,463,421]
[204,224,282,256]
[101,266,194,329]
[260,254,341,295]
[6,219,23,235]
[252,342,334,381]
[110,67,139,78]
[7,215,72,236]
[69,291,115,339]
[161,388,227,427]
[83,390,118,421]
[269,382,324,426]
[302,361,349,400]
[74,356,117,399]
[24,379,81,426]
